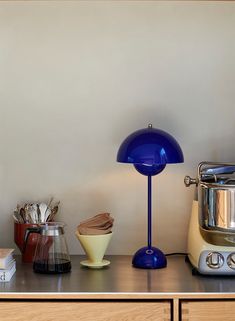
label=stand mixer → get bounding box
[185,162,235,275]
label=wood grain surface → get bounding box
[181,300,235,321]
[173,298,179,321]
[0,301,170,321]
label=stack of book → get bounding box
[0,249,16,282]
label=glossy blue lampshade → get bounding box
[117,125,184,166]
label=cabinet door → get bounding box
[181,300,235,321]
[0,301,171,321]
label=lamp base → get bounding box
[132,246,167,269]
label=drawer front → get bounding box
[181,300,235,321]
[0,301,170,321]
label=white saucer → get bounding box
[80,259,110,269]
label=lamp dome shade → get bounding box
[117,125,184,165]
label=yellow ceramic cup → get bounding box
[76,231,112,264]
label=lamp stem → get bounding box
[148,175,152,249]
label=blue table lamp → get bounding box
[117,124,184,269]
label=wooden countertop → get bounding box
[0,255,235,299]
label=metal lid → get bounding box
[199,162,235,187]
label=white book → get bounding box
[0,249,14,269]
[0,260,16,282]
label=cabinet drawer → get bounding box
[0,301,170,321]
[181,300,235,321]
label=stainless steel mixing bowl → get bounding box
[185,162,235,245]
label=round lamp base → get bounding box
[132,246,167,269]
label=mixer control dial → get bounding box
[227,253,235,269]
[206,252,224,269]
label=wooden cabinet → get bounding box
[181,300,235,321]
[0,301,171,321]
[1,256,235,321]
[0,296,235,321]
[2,299,235,321]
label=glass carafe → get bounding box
[24,222,71,274]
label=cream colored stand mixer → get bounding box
[185,162,235,275]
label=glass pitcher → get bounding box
[24,222,71,274]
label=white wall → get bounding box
[0,1,235,255]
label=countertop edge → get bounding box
[1,292,235,299]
